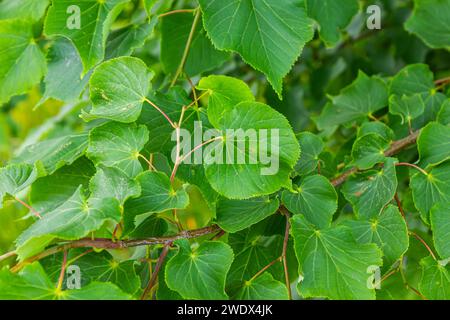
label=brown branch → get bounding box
[409,231,437,261]
[0,250,17,263]
[141,242,172,300]
[331,130,420,187]
[11,225,221,272]
[280,207,292,300]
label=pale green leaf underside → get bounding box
[234,272,288,300]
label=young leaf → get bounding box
[216,196,280,233]
[87,122,149,178]
[44,0,129,72]
[316,71,388,129]
[0,164,38,207]
[89,165,141,205]
[405,0,450,50]
[294,132,324,176]
[351,133,390,170]
[305,0,359,47]
[12,134,88,176]
[198,0,314,97]
[417,122,450,168]
[0,20,47,105]
[16,187,121,260]
[419,256,450,300]
[281,175,337,229]
[437,99,450,125]
[389,94,425,125]
[124,171,189,220]
[197,75,255,128]
[291,215,382,300]
[165,240,234,300]
[410,161,450,223]
[160,12,229,77]
[85,57,154,123]
[233,272,288,300]
[357,122,394,142]
[342,158,398,219]
[430,203,450,260]
[204,101,300,199]
[344,205,409,268]
[0,262,131,300]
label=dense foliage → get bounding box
[0,0,450,300]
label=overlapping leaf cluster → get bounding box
[0,0,450,300]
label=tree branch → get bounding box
[331,130,420,187]
[10,225,221,272]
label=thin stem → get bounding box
[170,8,201,87]
[210,230,226,241]
[409,231,437,260]
[170,136,223,182]
[141,242,172,300]
[184,90,210,111]
[249,257,282,283]
[0,250,17,263]
[158,9,196,18]
[435,76,450,86]
[15,197,41,219]
[56,250,68,291]
[186,75,199,108]
[394,193,407,220]
[138,154,157,171]
[395,162,428,176]
[172,209,183,231]
[143,97,176,129]
[280,208,292,300]
[11,225,221,272]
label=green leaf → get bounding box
[197,75,255,128]
[40,39,89,105]
[342,158,398,219]
[316,71,388,129]
[89,165,141,205]
[437,99,450,125]
[417,122,450,168]
[419,256,450,300]
[216,196,279,233]
[305,0,359,46]
[30,157,95,213]
[161,12,229,77]
[351,133,389,170]
[16,187,121,260]
[344,205,409,268]
[291,215,382,300]
[124,171,189,220]
[13,134,88,176]
[87,122,149,178]
[165,240,234,300]
[198,0,314,97]
[281,175,337,229]
[204,101,300,199]
[0,262,131,300]
[44,0,129,72]
[0,0,49,21]
[389,64,435,97]
[41,250,141,295]
[410,161,450,223]
[430,203,450,259]
[0,19,47,105]
[0,164,38,207]
[405,0,450,50]
[85,57,154,123]
[389,94,425,125]
[137,87,193,154]
[357,122,394,142]
[233,272,288,300]
[106,21,156,59]
[294,132,324,176]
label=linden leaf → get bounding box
[198,0,314,97]
[165,240,234,300]
[87,122,149,178]
[282,175,337,229]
